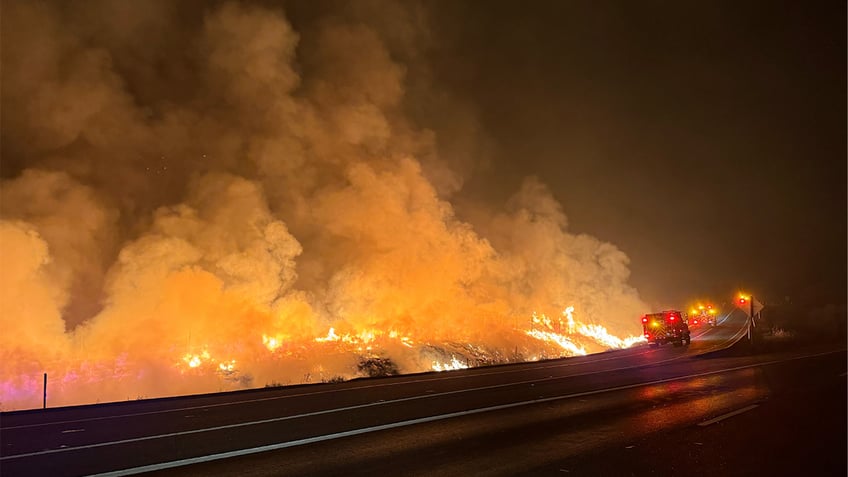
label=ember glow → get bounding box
[1,1,647,410]
[432,357,469,372]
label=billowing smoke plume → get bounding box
[0,0,645,410]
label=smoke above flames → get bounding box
[0,1,646,410]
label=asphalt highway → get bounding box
[1,310,844,476]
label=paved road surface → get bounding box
[2,310,844,476]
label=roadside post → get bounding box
[737,293,765,347]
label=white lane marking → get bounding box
[687,315,745,351]
[690,311,746,345]
[0,354,687,460]
[3,348,841,463]
[89,398,570,477]
[703,315,750,353]
[60,429,85,434]
[1,348,656,431]
[697,404,759,426]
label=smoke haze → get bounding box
[1,0,646,410]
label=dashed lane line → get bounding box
[85,349,840,477]
[2,348,841,466]
[697,404,759,426]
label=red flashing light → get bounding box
[641,317,648,323]
[739,298,747,305]
[669,316,675,321]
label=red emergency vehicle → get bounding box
[641,310,691,347]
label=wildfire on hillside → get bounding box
[0,303,643,410]
[0,1,646,411]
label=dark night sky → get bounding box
[426,1,846,309]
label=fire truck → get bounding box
[641,310,691,347]
[688,304,717,327]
